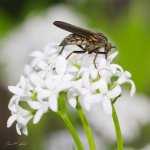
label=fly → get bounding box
[53,21,115,68]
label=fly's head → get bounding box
[105,43,116,53]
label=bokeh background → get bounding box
[0,0,150,150]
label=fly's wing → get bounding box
[53,21,98,41]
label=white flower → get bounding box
[66,51,135,115]
[7,100,33,135]
[97,79,121,115]
[67,79,93,110]
[28,100,49,124]
[7,76,34,135]
[46,55,73,112]
[26,43,60,79]
[117,71,136,96]
[30,43,58,68]
[78,79,121,115]
[7,41,136,136]
[96,51,123,82]
[8,75,33,100]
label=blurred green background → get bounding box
[0,0,150,150]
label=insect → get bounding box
[53,21,115,68]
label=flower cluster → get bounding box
[7,43,135,135]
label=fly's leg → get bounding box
[60,45,84,57]
[66,45,86,59]
[94,51,108,59]
[93,53,98,69]
[88,48,99,68]
[89,47,108,59]
[93,53,101,78]
[78,45,84,50]
[88,48,98,54]
[59,46,65,55]
[93,51,108,68]
[66,50,86,59]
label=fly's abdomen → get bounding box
[59,34,89,46]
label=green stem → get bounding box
[76,101,96,150]
[112,104,124,150]
[59,113,84,150]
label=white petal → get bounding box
[110,64,123,74]
[7,115,17,127]
[68,97,77,108]
[33,109,43,124]
[98,79,108,94]
[84,94,102,104]
[125,71,132,78]
[68,66,79,73]
[67,89,78,99]
[63,74,74,81]
[8,86,24,96]
[28,101,41,109]
[72,79,82,89]
[16,124,22,135]
[99,69,111,83]
[8,96,19,111]
[77,68,87,77]
[22,127,28,135]
[90,68,98,80]
[91,81,100,91]
[37,61,48,70]
[102,97,112,115]
[55,56,67,75]
[17,106,31,117]
[82,72,90,89]
[81,54,90,67]
[31,58,40,67]
[98,58,106,68]
[30,74,44,86]
[107,85,121,99]
[45,78,53,89]
[117,71,132,85]
[49,95,58,112]
[128,80,136,96]
[108,51,118,62]
[37,89,50,99]
[57,82,72,92]
[44,43,58,55]
[17,115,27,125]
[76,88,89,95]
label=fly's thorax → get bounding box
[96,32,108,44]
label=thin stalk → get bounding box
[60,113,84,150]
[76,101,96,150]
[112,104,124,150]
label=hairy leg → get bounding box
[59,46,65,55]
[66,50,86,59]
